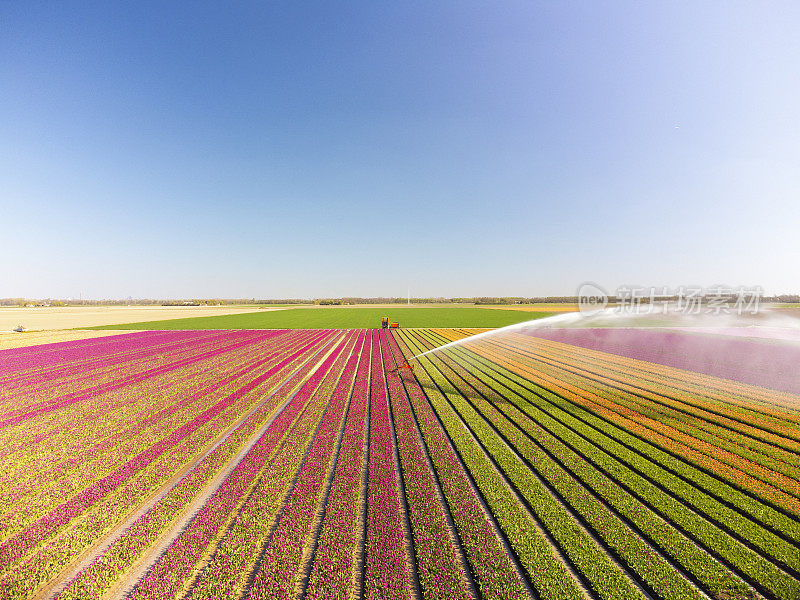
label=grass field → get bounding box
[88,306,555,330]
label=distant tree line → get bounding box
[2,294,798,307]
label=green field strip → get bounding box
[388,333,539,600]
[397,332,587,600]
[513,334,800,433]
[85,307,553,330]
[417,331,758,600]
[488,338,800,494]
[409,330,707,600]
[400,332,646,600]
[424,335,800,600]
[497,336,800,455]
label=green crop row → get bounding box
[410,334,704,600]
[416,331,756,600]
[494,337,800,490]
[388,333,536,600]
[399,332,643,600]
[467,336,800,545]
[427,334,800,600]
[397,331,587,600]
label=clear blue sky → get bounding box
[2,1,798,299]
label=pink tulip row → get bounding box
[186,331,364,600]
[303,332,372,600]
[0,331,318,532]
[0,331,280,430]
[49,331,341,600]
[1,331,337,599]
[0,331,335,574]
[0,330,234,396]
[125,332,353,600]
[380,331,473,600]
[0,330,211,379]
[386,331,533,600]
[0,332,231,424]
[183,331,363,600]
[0,336,318,506]
[363,330,414,600]
[0,330,307,469]
[0,331,242,412]
[4,330,322,537]
[242,331,367,600]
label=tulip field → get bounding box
[1,328,798,600]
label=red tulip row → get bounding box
[303,332,372,600]
[239,331,367,600]
[125,332,354,600]
[380,330,473,600]
[362,330,414,600]
[386,331,534,600]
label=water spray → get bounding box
[402,302,800,366]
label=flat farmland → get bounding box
[1,329,798,600]
[0,306,273,332]
[89,306,551,330]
